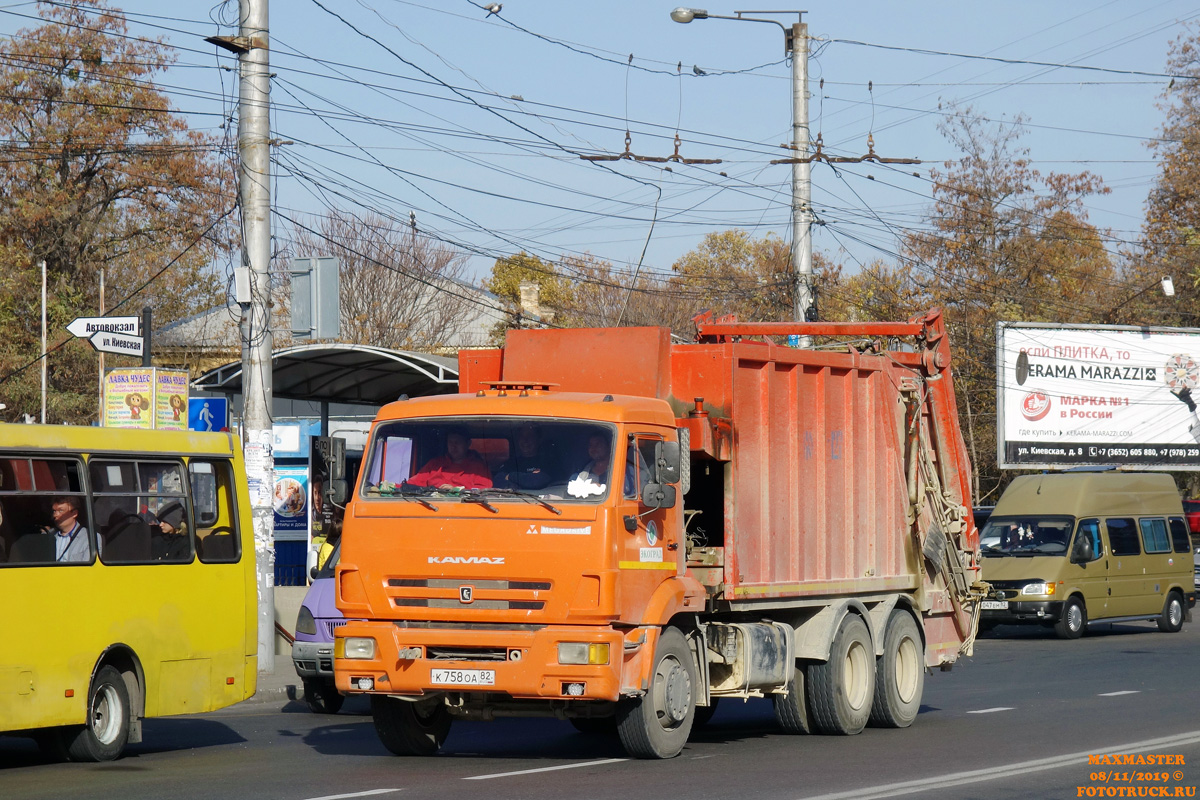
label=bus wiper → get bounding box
[478,487,562,515]
[460,490,499,513]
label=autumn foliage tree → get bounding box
[0,0,229,421]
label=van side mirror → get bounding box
[656,441,682,485]
[327,479,348,506]
[642,483,676,509]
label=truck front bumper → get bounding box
[334,622,627,702]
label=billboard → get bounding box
[104,367,190,430]
[997,322,1200,470]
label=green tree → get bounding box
[485,251,575,341]
[0,0,229,422]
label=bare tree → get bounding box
[289,210,485,352]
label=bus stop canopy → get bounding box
[191,343,460,406]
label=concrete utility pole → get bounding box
[218,0,275,672]
[789,18,814,345]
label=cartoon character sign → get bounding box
[126,392,149,420]
[169,393,185,421]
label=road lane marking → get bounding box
[966,707,1013,714]
[1098,690,1140,696]
[303,791,402,800]
[795,730,1200,800]
[464,758,628,780]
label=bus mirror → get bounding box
[642,483,676,509]
[327,479,348,506]
[656,441,682,484]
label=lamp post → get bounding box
[671,7,813,341]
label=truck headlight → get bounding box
[295,606,317,636]
[557,642,610,665]
[1021,582,1055,596]
[343,637,377,659]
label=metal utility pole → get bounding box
[211,0,275,672]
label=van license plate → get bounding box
[981,600,1008,610]
[430,668,495,686]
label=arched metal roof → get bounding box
[191,343,459,405]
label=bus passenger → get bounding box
[44,496,90,563]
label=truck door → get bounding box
[616,435,678,619]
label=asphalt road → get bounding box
[4,619,1200,800]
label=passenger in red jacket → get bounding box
[407,431,492,490]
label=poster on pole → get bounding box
[997,322,1200,470]
[155,369,190,431]
[273,464,309,541]
[103,367,154,429]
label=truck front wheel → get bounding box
[616,627,695,758]
[808,614,874,735]
[869,610,924,728]
[371,695,451,756]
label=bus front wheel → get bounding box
[59,665,131,762]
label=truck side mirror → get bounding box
[642,483,676,509]
[655,441,682,485]
[327,478,348,506]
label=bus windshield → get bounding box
[361,418,625,503]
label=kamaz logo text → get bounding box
[427,556,505,565]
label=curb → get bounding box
[242,680,306,706]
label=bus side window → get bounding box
[191,460,240,563]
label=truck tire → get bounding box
[1157,591,1185,633]
[772,662,812,734]
[371,695,451,756]
[808,614,874,735]
[616,627,695,758]
[868,611,924,728]
[1054,596,1087,640]
[304,678,345,714]
[57,665,130,762]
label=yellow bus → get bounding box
[0,424,256,761]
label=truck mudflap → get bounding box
[334,621,626,702]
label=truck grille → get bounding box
[395,598,545,610]
[425,646,510,662]
[387,576,551,612]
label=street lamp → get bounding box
[671,7,813,337]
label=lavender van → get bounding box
[292,542,344,713]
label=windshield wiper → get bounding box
[398,483,439,511]
[460,490,499,513]
[476,487,562,515]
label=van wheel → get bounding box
[772,662,812,734]
[304,679,344,714]
[616,627,695,758]
[371,695,451,756]
[569,716,617,735]
[693,698,720,728]
[1055,597,1087,639]
[1158,591,1185,633]
[57,666,130,762]
[869,611,925,728]
[808,615,874,735]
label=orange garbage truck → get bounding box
[332,310,984,759]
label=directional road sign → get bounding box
[67,315,141,339]
[89,330,144,357]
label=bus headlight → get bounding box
[1021,582,1055,596]
[343,637,377,659]
[295,606,317,636]
[557,642,610,665]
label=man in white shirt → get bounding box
[48,496,90,563]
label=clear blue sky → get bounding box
[2,0,1195,292]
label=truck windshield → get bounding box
[979,515,1075,556]
[360,418,619,503]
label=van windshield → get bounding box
[979,515,1074,556]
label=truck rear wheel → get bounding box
[808,614,874,735]
[772,661,812,734]
[371,695,451,756]
[616,627,695,758]
[869,611,924,728]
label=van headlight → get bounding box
[1021,582,1055,596]
[342,637,377,659]
[557,642,610,665]
[295,606,317,636]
